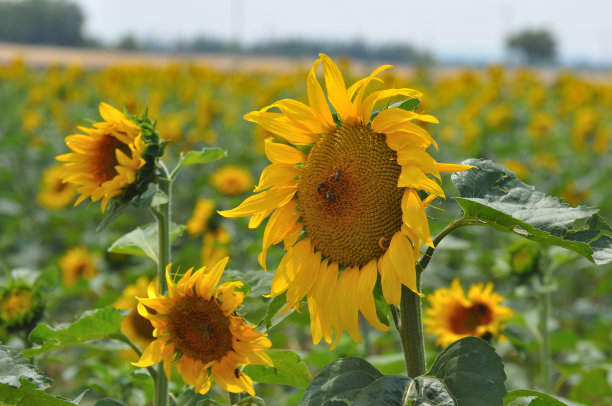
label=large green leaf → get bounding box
[236,397,266,406]
[243,350,311,388]
[504,390,569,406]
[0,380,75,405]
[428,337,507,406]
[0,344,51,389]
[257,293,291,331]
[451,159,612,264]
[352,376,455,406]
[228,269,274,297]
[24,307,123,358]
[407,377,456,406]
[107,222,185,264]
[178,147,227,168]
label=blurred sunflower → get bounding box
[187,198,216,237]
[56,102,164,212]
[220,54,471,345]
[58,246,98,287]
[133,258,272,395]
[201,226,231,266]
[36,164,77,210]
[210,166,254,196]
[424,279,514,348]
[113,276,157,350]
[0,283,43,332]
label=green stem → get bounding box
[539,277,552,393]
[397,268,426,377]
[228,392,241,405]
[151,163,172,406]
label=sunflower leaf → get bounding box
[107,222,185,264]
[370,98,421,120]
[236,396,266,405]
[257,292,290,331]
[23,307,123,358]
[503,390,570,406]
[178,147,227,169]
[242,349,311,388]
[451,159,612,264]
[0,379,76,405]
[0,344,51,390]
[427,336,506,406]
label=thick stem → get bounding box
[152,167,172,406]
[398,269,426,377]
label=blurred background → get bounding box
[1,1,612,405]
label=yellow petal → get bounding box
[336,268,362,343]
[398,166,445,197]
[244,111,316,145]
[254,164,300,192]
[358,260,389,331]
[197,257,229,300]
[218,185,297,218]
[259,200,300,270]
[269,99,322,134]
[360,87,422,123]
[319,53,356,123]
[401,189,433,247]
[307,59,335,130]
[379,252,401,306]
[132,338,165,367]
[388,232,421,296]
[436,163,475,173]
[396,147,441,180]
[264,138,304,165]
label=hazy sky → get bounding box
[73,0,612,63]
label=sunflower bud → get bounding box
[0,282,44,333]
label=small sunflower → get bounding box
[220,54,471,345]
[58,246,98,287]
[187,198,216,237]
[36,164,77,210]
[424,279,514,348]
[56,102,164,212]
[113,276,157,350]
[133,258,273,396]
[0,283,43,332]
[211,166,254,196]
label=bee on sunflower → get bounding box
[220,54,471,345]
[132,257,273,396]
[56,102,165,213]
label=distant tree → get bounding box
[116,34,140,51]
[0,0,84,46]
[506,29,557,65]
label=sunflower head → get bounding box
[36,164,77,210]
[58,246,99,287]
[133,258,273,396]
[508,240,540,277]
[0,282,43,332]
[187,198,216,237]
[219,53,472,346]
[201,226,232,266]
[113,276,157,350]
[56,102,166,213]
[210,165,254,196]
[424,279,514,348]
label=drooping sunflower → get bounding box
[113,276,157,350]
[56,102,164,212]
[220,54,471,345]
[424,279,514,348]
[36,164,77,210]
[58,246,98,287]
[133,258,273,396]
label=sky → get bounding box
[73,0,612,64]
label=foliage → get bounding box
[506,29,557,64]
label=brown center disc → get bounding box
[168,295,233,363]
[297,125,403,267]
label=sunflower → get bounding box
[56,103,146,212]
[187,198,216,237]
[210,165,254,196]
[58,246,98,287]
[219,54,470,345]
[201,226,231,266]
[424,279,514,348]
[36,164,77,210]
[113,276,157,350]
[133,258,273,396]
[0,283,43,332]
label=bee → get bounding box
[234,369,241,378]
[316,183,326,194]
[333,168,342,181]
[325,190,335,202]
[204,326,212,340]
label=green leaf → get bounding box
[428,337,506,406]
[0,379,75,405]
[107,222,185,264]
[95,399,125,406]
[179,147,226,168]
[132,189,169,209]
[243,349,311,388]
[257,293,291,331]
[352,376,412,406]
[175,389,213,406]
[300,357,383,406]
[451,159,612,264]
[0,344,51,389]
[408,377,456,406]
[504,389,569,406]
[24,307,123,358]
[397,98,421,112]
[236,397,266,406]
[228,269,274,297]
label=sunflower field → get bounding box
[1,54,612,406]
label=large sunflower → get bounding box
[220,54,471,345]
[424,279,514,348]
[56,103,146,212]
[133,258,273,396]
